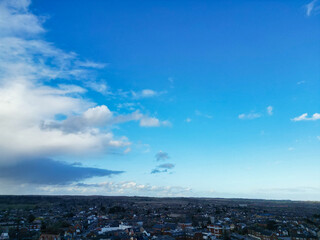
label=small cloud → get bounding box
[238,113,261,120]
[132,89,166,99]
[185,118,192,123]
[267,106,273,116]
[288,147,295,151]
[195,110,213,119]
[151,169,163,174]
[291,113,320,121]
[317,136,320,140]
[139,117,171,127]
[140,89,157,98]
[140,117,160,127]
[297,80,306,85]
[161,120,172,127]
[117,102,138,111]
[151,163,175,174]
[168,77,174,88]
[112,110,170,128]
[157,163,175,169]
[75,60,107,69]
[150,169,168,174]
[305,0,319,16]
[57,84,87,94]
[123,147,131,154]
[86,80,111,95]
[155,151,169,161]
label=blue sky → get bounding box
[0,0,319,200]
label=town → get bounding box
[0,196,319,240]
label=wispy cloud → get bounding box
[195,110,213,119]
[297,80,306,85]
[34,181,192,197]
[291,113,320,121]
[238,113,261,120]
[85,80,111,95]
[305,0,319,16]
[0,0,45,37]
[117,102,140,111]
[75,60,107,69]
[168,77,174,88]
[239,106,274,120]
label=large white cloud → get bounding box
[0,0,168,168]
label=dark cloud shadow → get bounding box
[155,151,169,161]
[0,158,124,185]
[151,169,168,174]
[150,162,175,174]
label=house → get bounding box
[248,228,278,240]
[0,233,9,240]
[39,233,61,240]
[207,224,223,238]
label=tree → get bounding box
[100,206,106,213]
[28,214,36,223]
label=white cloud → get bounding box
[83,105,113,125]
[0,0,45,37]
[291,113,320,121]
[141,89,157,97]
[139,117,171,127]
[305,0,319,16]
[86,80,111,95]
[161,120,172,127]
[267,106,273,116]
[117,102,136,111]
[123,147,131,154]
[31,181,192,197]
[140,117,160,127]
[111,110,170,128]
[0,0,171,168]
[75,60,107,69]
[131,89,166,99]
[168,77,174,88]
[238,113,261,120]
[185,118,192,122]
